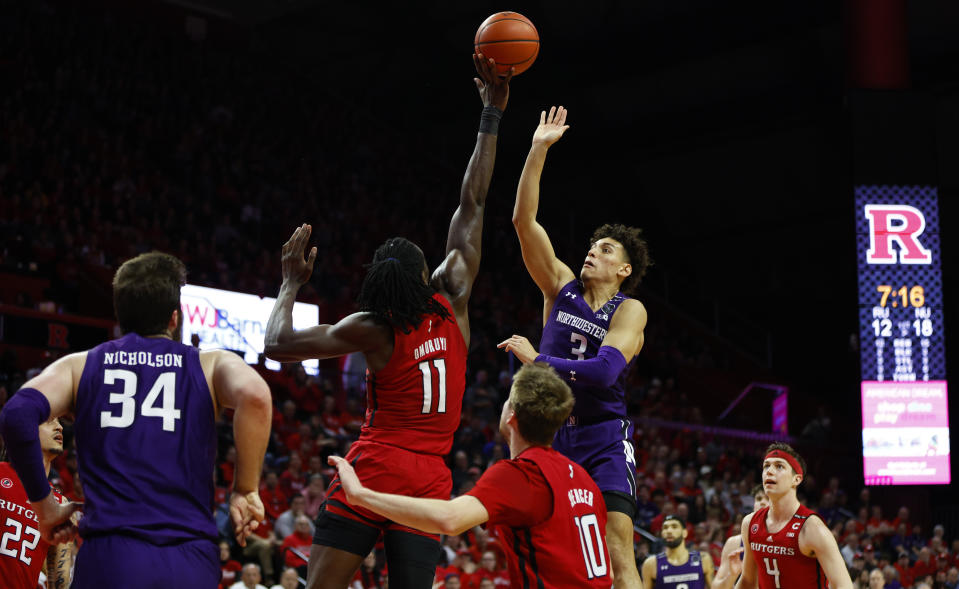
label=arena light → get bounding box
[179,284,319,375]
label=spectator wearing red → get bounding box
[676,471,702,500]
[319,395,345,437]
[280,452,307,497]
[219,541,242,589]
[300,474,326,519]
[894,553,915,588]
[466,551,509,588]
[280,515,314,570]
[651,501,677,535]
[260,470,288,522]
[350,551,385,589]
[913,547,938,579]
[274,400,300,443]
[218,445,236,487]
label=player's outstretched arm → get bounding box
[512,106,576,300]
[265,224,387,361]
[329,456,489,536]
[498,298,647,385]
[801,517,854,589]
[712,535,745,589]
[211,350,272,546]
[735,516,758,589]
[0,354,84,543]
[640,554,657,589]
[432,54,511,340]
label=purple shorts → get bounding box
[72,535,219,589]
[552,418,637,507]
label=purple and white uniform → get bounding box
[539,280,637,505]
[653,550,708,589]
[71,333,219,588]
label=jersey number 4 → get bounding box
[418,359,447,414]
[763,557,782,589]
[574,513,608,579]
[0,518,41,566]
[100,369,182,432]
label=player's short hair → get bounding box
[589,223,652,294]
[763,442,807,478]
[357,237,452,333]
[508,363,574,446]
[750,484,766,498]
[113,252,187,336]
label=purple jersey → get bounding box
[74,333,217,544]
[654,550,707,589]
[539,280,636,421]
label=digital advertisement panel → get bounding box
[179,284,319,375]
[856,186,949,485]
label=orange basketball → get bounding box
[474,12,539,76]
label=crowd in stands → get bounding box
[1,3,955,589]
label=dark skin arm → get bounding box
[430,53,512,347]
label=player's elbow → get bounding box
[264,342,301,363]
[236,381,273,417]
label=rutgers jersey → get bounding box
[0,462,58,588]
[74,333,218,544]
[362,294,466,455]
[495,446,611,588]
[539,280,636,421]
[748,505,827,589]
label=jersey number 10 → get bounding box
[574,513,608,580]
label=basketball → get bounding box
[474,12,539,76]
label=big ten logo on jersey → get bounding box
[864,204,932,265]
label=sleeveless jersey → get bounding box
[0,462,59,589]
[75,333,218,544]
[748,505,827,589]
[539,280,636,421]
[362,294,467,455]
[495,446,612,588]
[653,550,707,589]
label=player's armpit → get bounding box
[264,312,387,362]
[800,517,854,589]
[600,299,647,360]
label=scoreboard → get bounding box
[856,186,949,485]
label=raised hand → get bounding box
[497,334,539,365]
[229,490,265,547]
[473,52,512,111]
[532,106,570,147]
[281,223,318,287]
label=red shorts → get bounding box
[324,440,452,539]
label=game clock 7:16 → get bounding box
[871,284,933,338]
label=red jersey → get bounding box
[0,462,57,589]
[748,505,827,589]
[469,446,612,588]
[361,294,466,455]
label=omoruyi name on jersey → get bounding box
[103,351,184,368]
[555,311,607,339]
[412,337,448,361]
[750,543,796,556]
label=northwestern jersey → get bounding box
[0,462,59,588]
[75,333,217,544]
[748,505,827,589]
[362,293,467,455]
[539,280,636,421]
[654,550,707,589]
[495,446,612,588]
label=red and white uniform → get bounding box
[326,294,466,534]
[0,462,58,589]
[468,446,612,589]
[360,293,466,454]
[748,505,827,589]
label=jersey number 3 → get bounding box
[100,369,182,432]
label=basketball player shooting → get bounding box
[498,106,650,589]
[735,443,852,589]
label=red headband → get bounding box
[765,450,803,476]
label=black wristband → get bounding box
[479,105,503,136]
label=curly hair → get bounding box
[357,237,452,334]
[588,223,652,294]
